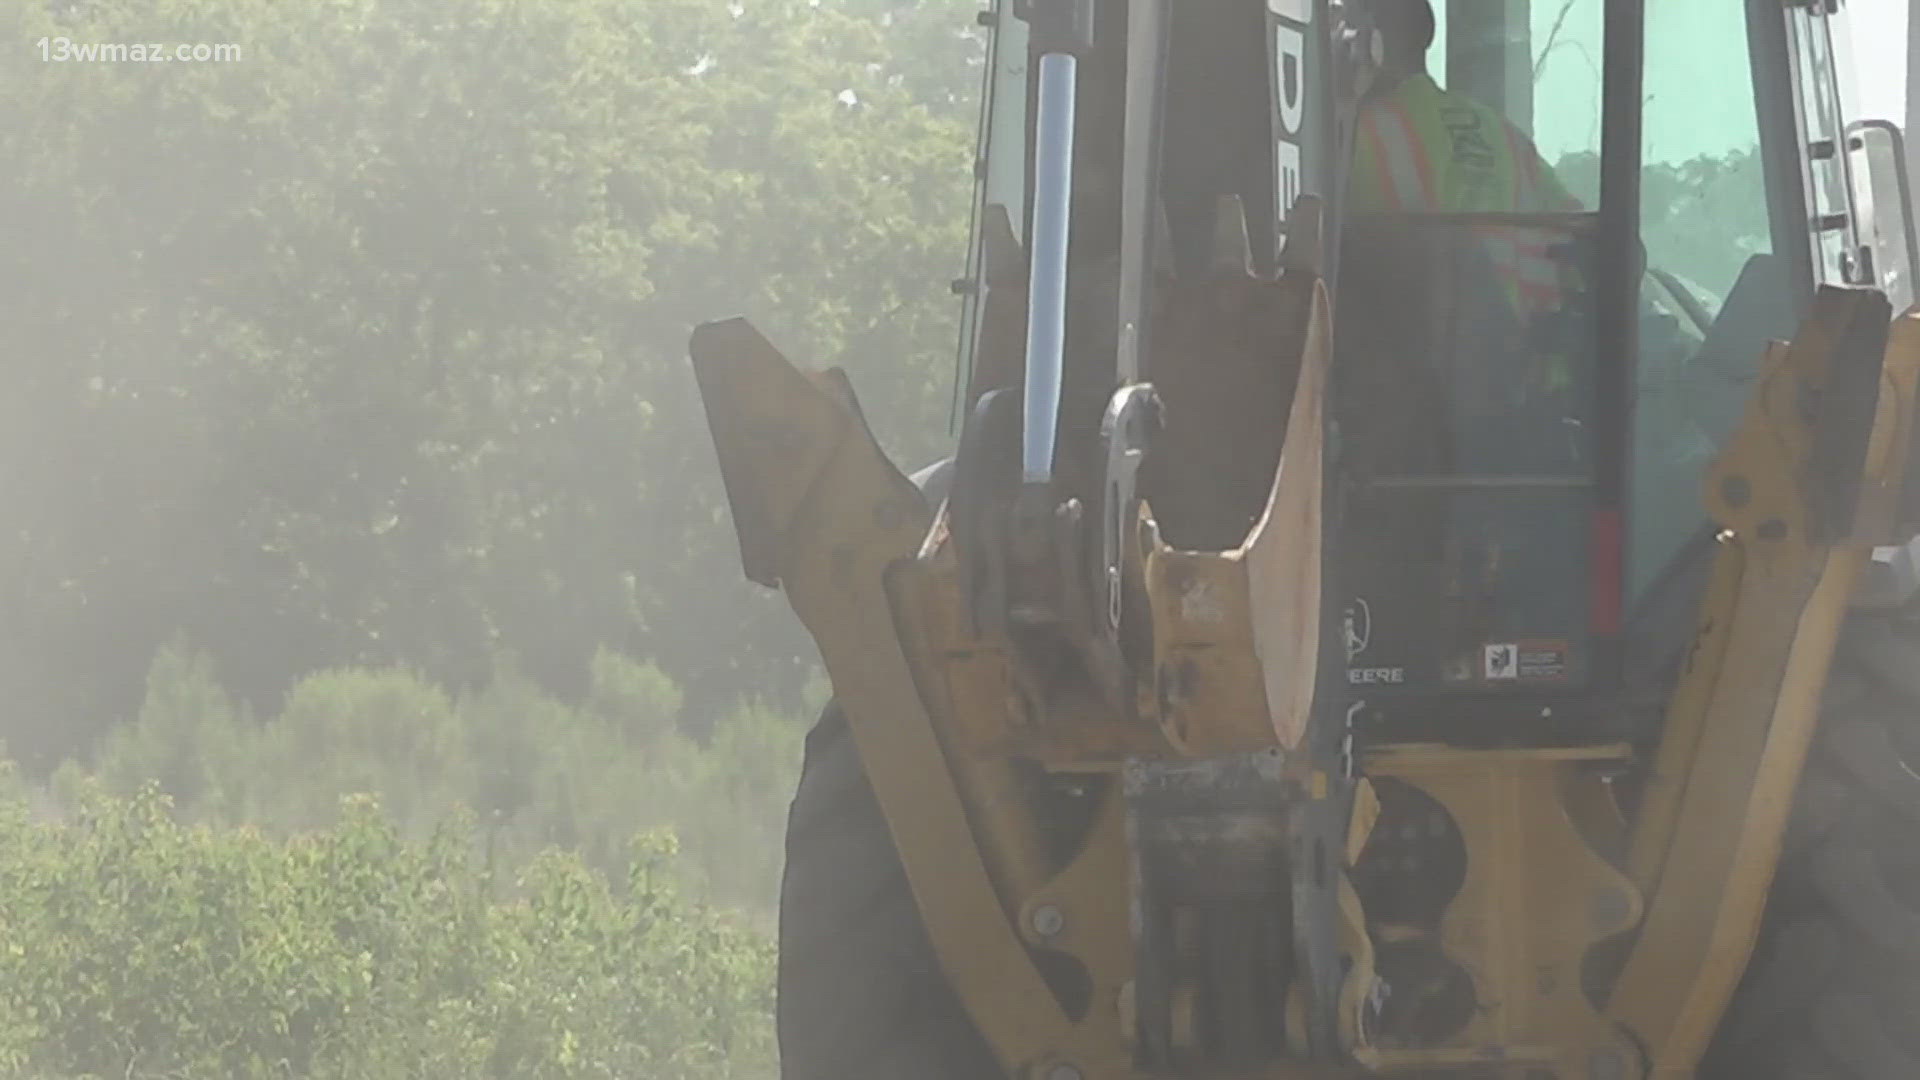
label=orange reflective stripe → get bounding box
[1357,80,1570,314]
[1359,113,1406,211]
[1477,224,1563,312]
[1366,105,1431,210]
[1382,99,1437,207]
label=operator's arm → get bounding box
[1507,123,1583,212]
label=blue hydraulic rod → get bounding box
[1021,50,1078,484]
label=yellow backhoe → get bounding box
[692,1,1920,1076]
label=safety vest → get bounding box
[1350,73,1580,319]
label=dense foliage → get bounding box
[0,0,980,767]
[1554,147,1771,301]
[72,641,809,919]
[0,776,776,1079]
[2,1,977,1067]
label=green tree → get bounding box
[0,0,981,764]
[0,782,776,1077]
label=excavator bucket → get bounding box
[690,267,1338,1076]
[690,276,1329,764]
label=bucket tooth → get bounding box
[688,316,915,588]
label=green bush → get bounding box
[87,642,806,921]
[0,777,776,1079]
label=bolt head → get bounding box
[1029,903,1065,939]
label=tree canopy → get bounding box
[1,0,982,764]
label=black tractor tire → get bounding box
[1703,609,1920,1079]
[775,704,1002,1080]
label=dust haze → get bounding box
[0,1,976,1074]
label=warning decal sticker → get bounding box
[1515,640,1570,682]
[1484,643,1517,680]
[1482,640,1572,683]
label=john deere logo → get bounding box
[1344,597,1371,662]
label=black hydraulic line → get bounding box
[1591,0,1645,690]
[1748,0,1817,312]
[1115,0,1167,386]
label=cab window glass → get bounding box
[1332,3,1617,694]
[1629,0,1777,600]
[1425,0,1604,205]
[1642,5,1773,307]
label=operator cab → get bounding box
[1331,0,1915,739]
[950,0,1918,743]
[1333,3,1617,724]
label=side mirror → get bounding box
[1846,120,1920,314]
